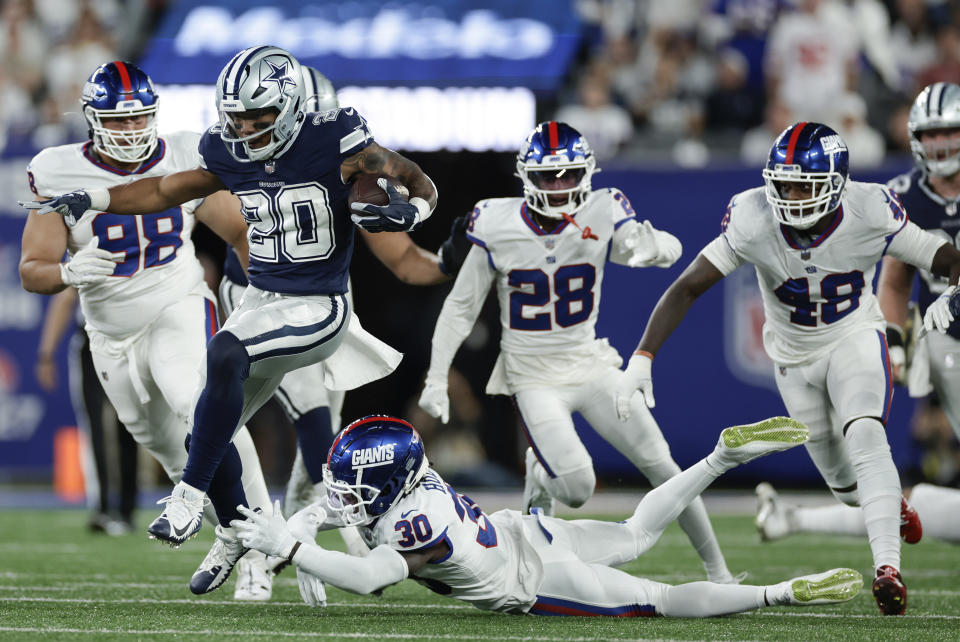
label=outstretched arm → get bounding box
[616,254,724,417]
[360,229,447,285]
[231,503,444,597]
[105,167,226,215]
[636,254,725,355]
[419,246,494,423]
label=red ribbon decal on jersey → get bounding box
[561,212,598,240]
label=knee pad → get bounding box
[549,466,596,508]
[844,417,892,466]
[205,332,250,382]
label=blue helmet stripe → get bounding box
[226,45,272,97]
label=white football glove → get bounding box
[60,237,119,286]
[418,377,450,423]
[615,353,655,420]
[296,568,328,607]
[626,221,683,268]
[232,500,296,559]
[923,285,957,335]
[287,503,326,542]
[888,344,906,384]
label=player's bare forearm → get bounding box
[930,243,960,285]
[362,229,447,285]
[342,143,438,209]
[636,255,724,355]
[19,212,69,294]
[876,256,915,329]
[108,168,224,214]
[930,242,960,285]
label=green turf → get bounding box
[0,509,957,641]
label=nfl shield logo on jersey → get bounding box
[544,239,556,250]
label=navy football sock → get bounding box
[182,331,249,492]
[206,443,249,526]
[294,407,336,483]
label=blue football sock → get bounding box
[182,331,249,492]
[294,406,335,483]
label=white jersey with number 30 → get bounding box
[700,181,946,365]
[26,132,206,339]
[359,468,544,614]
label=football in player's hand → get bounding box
[349,174,408,207]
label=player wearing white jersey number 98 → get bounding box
[617,121,960,615]
[418,121,739,585]
[18,61,275,601]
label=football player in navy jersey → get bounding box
[878,82,960,441]
[217,67,469,573]
[21,45,439,595]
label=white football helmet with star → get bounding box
[215,45,307,162]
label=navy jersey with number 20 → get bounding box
[199,108,374,295]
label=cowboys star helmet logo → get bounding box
[261,60,296,93]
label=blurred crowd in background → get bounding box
[563,0,960,166]
[3,0,960,165]
[3,0,959,495]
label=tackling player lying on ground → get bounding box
[615,121,960,615]
[231,414,863,617]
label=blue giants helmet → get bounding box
[762,122,849,230]
[516,121,598,220]
[322,416,428,526]
[215,45,306,162]
[81,61,159,163]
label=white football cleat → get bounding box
[233,550,273,601]
[710,417,809,471]
[147,482,205,546]
[190,525,248,595]
[522,448,555,517]
[755,482,796,541]
[785,568,863,605]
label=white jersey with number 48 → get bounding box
[700,181,946,366]
[26,132,207,339]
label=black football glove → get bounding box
[438,213,472,276]
[19,190,93,224]
[349,178,422,232]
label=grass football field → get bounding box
[0,507,957,641]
